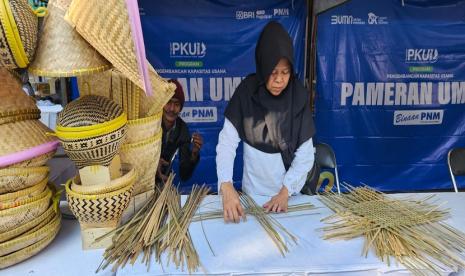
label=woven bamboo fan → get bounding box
[0,68,40,125]
[0,186,51,233]
[0,120,59,168]
[0,176,47,210]
[65,177,134,228]
[0,213,60,269]
[70,163,136,195]
[55,95,127,168]
[28,0,110,77]
[0,166,48,194]
[126,112,162,144]
[120,131,162,195]
[0,0,39,68]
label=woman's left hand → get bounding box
[263,186,289,213]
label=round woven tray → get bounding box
[0,176,48,210]
[0,209,60,256]
[126,112,161,144]
[0,201,56,243]
[70,163,136,195]
[120,130,162,195]
[0,215,60,269]
[0,187,51,233]
[65,176,134,227]
[0,166,49,194]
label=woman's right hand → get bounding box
[220,182,246,223]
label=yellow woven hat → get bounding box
[0,68,40,125]
[28,0,110,77]
[0,0,40,68]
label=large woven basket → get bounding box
[0,166,48,194]
[0,200,56,243]
[0,213,60,269]
[0,68,40,125]
[65,177,134,228]
[0,186,51,233]
[139,65,175,117]
[0,209,60,256]
[110,69,141,120]
[77,70,112,99]
[0,120,59,168]
[56,95,127,168]
[0,0,39,69]
[6,150,56,169]
[120,130,162,195]
[126,112,162,144]
[0,176,47,210]
[28,0,110,77]
[70,163,136,195]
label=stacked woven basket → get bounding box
[0,69,61,269]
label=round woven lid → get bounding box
[28,0,110,77]
[0,69,40,125]
[58,95,124,128]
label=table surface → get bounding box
[1,192,465,276]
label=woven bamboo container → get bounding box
[65,177,134,228]
[6,150,56,169]
[126,112,162,144]
[55,95,127,169]
[0,0,39,69]
[0,166,49,194]
[139,65,176,117]
[70,163,136,195]
[0,214,60,269]
[77,70,112,99]
[120,130,162,195]
[0,176,47,210]
[0,187,51,233]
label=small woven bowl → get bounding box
[120,130,162,195]
[0,176,48,210]
[126,112,162,144]
[0,187,52,233]
[70,163,136,195]
[0,166,49,194]
[65,176,134,228]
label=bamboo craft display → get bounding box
[319,184,465,275]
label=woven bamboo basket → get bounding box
[0,0,39,69]
[0,200,55,243]
[120,130,162,195]
[139,65,176,117]
[0,209,60,256]
[28,0,110,77]
[65,177,134,228]
[70,163,136,195]
[0,187,51,233]
[0,166,49,194]
[126,112,162,144]
[55,95,127,168]
[77,70,112,99]
[0,214,60,269]
[6,150,56,169]
[110,69,140,120]
[0,176,47,210]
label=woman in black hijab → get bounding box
[216,21,316,223]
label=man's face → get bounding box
[163,98,182,124]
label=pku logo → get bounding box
[170,42,206,58]
[405,48,438,63]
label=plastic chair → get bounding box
[447,148,465,193]
[301,142,340,195]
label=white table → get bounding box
[1,193,464,276]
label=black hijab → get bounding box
[225,21,315,170]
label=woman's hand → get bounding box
[263,186,289,213]
[220,182,246,223]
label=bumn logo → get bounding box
[405,49,438,64]
[170,42,206,58]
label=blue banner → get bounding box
[140,0,308,192]
[316,0,465,191]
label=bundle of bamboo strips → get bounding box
[96,174,209,273]
[319,184,465,275]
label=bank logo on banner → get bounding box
[405,48,439,64]
[170,42,206,58]
[235,8,289,20]
[181,107,218,123]
[394,110,444,125]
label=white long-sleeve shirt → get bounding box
[216,118,315,196]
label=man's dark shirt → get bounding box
[160,117,199,181]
